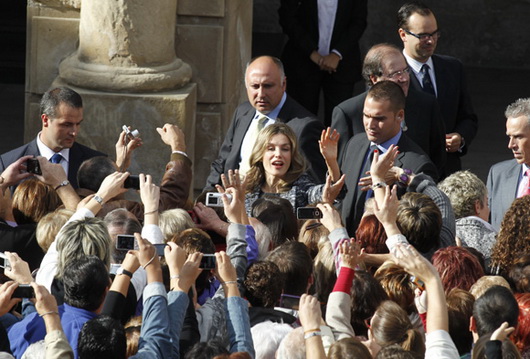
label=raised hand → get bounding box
[115,127,143,171]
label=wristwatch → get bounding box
[116,267,133,278]
[54,180,70,191]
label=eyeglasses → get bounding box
[403,29,441,41]
[383,67,410,80]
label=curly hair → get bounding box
[513,293,530,354]
[509,254,530,293]
[431,246,484,293]
[245,123,306,193]
[244,261,284,308]
[491,196,530,274]
[437,170,487,219]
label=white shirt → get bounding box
[317,0,338,57]
[403,51,438,97]
[36,132,70,178]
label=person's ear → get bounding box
[473,199,483,215]
[469,315,477,333]
[42,114,50,127]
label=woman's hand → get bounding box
[373,185,399,228]
[322,174,345,204]
[115,128,143,171]
[340,239,362,270]
[370,145,399,183]
[319,128,339,164]
[139,174,160,214]
[216,169,249,225]
[392,243,438,285]
[4,252,33,284]
[316,202,343,232]
[491,322,515,342]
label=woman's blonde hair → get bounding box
[245,123,306,193]
[36,208,74,253]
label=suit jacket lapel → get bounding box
[233,107,256,158]
[431,55,447,101]
[503,162,521,202]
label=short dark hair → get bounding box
[244,261,284,308]
[251,195,298,248]
[266,241,312,296]
[366,81,406,113]
[184,340,229,359]
[77,156,116,192]
[78,315,126,359]
[40,87,83,118]
[473,285,519,337]
[63,256,110,311]
[446,288,475,355]
[397,1,433,30]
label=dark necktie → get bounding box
[50,153,62,164]
[420,64,436,96]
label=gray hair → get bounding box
[276,327,306,359]
[56,217,112,279]
[362,43,403,87]
[437,170,487,219]
[251,321,293,359]
[505,98,530,125]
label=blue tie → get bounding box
[50,153,62,164]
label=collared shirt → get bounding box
[403,51,438,97]
[317,0,338,57]
[516,163,530,197]
[239,92,287,165]
[36,132,70,177]
[371,130,403,153]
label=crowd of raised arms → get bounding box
[0,0,528,358]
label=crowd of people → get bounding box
[0,1,527,358]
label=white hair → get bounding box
[251,321,293,359]
[276,327,305,359]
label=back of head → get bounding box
[63,256,110,311]
[251,195,298,248]
[469,276,511,300]
[362,43,403,87]
[356,214,388,255]
[509,254,530,293]
[397,192,441,253]
[124,316,142,357]
[374,262,415,314]
[78,315,126,359]
[159,208,195,242]
[244,261,284,308]
[376,344,421,359]
[366,81,406,113]
[77,156,117,193]
[372,301,425,357]
[437,170,487,219]
[185,340,229,359]
[276,327,305,359]
[12,178,61,224]
[266,241,312,296]
[299,219,329,259]
[56,217,111,279]
[446,288,475,356]
[312,240,337,305]
[36,208,73,253]
[350,270,389,338]
[472,333,522,359]
[328,337,372,359]
[249,217,272,260]
[432,246,484,293]
[473,285,519,337]
[492,196,530,274]
[397,1,433,29]
[250,321,293,359]
[40,87,82,117]
[513,293,530,354]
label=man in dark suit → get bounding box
[0,87,105,188]
[204,56,326,190]
[332,43,446,170]
[487,98,530,230]
[341,81,437,235]
[398,1,478,177]
[279,0,367,126]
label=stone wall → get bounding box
[360,0,530,69]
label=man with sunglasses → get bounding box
[332,43,446,171]
[398,1,478,178]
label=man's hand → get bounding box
[316,202,343,232]
[320,53,340,73]
[156,124,186,152]
[96,171,129,203]
[4,252,33,284]
[370,145,399,182]
[0,155,33,189]
[373,184,399,228]
[115,129,143,171]
[445,133,462,153]
[194,203,227,234]
[322,174,345,204]
[310,51,322,66]
[298,294,323,330]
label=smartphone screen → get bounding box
[297,207,323,220]
[153,244,166,257]
[200,254,216,269]
[116,234,135,250]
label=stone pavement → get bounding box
[1,66,530,184]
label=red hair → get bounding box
[514,293,530,354]
[355,214,388,254]
[431,246,484,293]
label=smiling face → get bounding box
[363,97,404,144]
[262,133,292,182]
[399,12,439,63]
[245,57,286,114]
[40,102,83,152]
[506,115,530,166]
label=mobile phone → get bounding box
[124,175,140,190]
[205,192,232,207]
[26,158,42,175]
[153,244,166,257]
[278,294,300,310]
[200,254,216,269]
[0,252,10,270]
[13,284,35,298]
[297,207,322,220]
[122,125,140,140]
[116,234,135,251]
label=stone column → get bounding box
[58,0,191,92]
